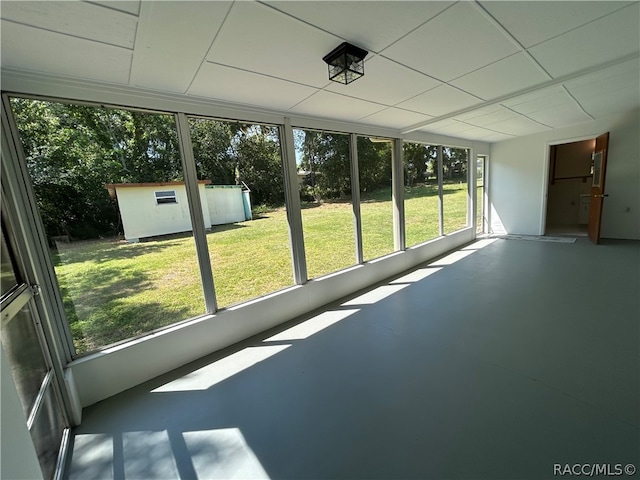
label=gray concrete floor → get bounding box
[64,238,640,480]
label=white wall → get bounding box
[490,109,640,239]
[0,345,43,480]
[117,184,211,240]
[206,186,245,225]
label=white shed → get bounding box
[106,181,252,242]
[205,185,247,225]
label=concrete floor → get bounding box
[64,238,639,480]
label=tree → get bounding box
[10,99,184,239]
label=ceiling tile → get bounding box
[397,85,482,116]
[326,56,441,106]
[288,91,386,121]
[524,102,593,128]
[0,20,132,84]
[529,3,640,78]
[480,1,633,48]
[455,106,521,127]
[503,86,572,113]
[1,1,138,48]
[188,63,317,111]
[429,121,477,135]
[266,1,453,53]
[565,60,640,118]
[359,107,433,129]
[207,1,340,88]
[383,2,519,81]
[91,1,141,16]
[485,115,550,136]
[131,2,231,92]
[446,126,512,141]
[450,53,550,100]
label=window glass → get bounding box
[357,137,394,261]
[155,190,177,204]
[403,143,440,247]
[30,384,66,480]
[189,118,293,306]
[294,129,356,279]
[442,147,469,234]
[476,156,485,233]
[1,225,20,297]
[0,302,49,417]
[10,98,204,354]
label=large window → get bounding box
[11,98,204,354]
[476,155,487,234]
[403,143,440,247]
[358,136,394,261]
[189,117,293,307]
[8,95,478,356]
[294,129,356,279]
[442,147,469,235]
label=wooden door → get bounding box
[587,132,610,244]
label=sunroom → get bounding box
[1,1,638,479]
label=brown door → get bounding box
[587,132,610,244]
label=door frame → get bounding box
[540,134,599,235]
[1,97,82,419]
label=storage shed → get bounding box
[106,181,251,241]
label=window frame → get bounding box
[154,190,178,205]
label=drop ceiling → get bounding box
[1,1,638,142]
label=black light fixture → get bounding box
[323,42,368,85]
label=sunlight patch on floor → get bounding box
[341,284,409,306]
[390,267,443,284]
[123,431,178,479]
[265,309,360,342]
[183,428,269,479]
[151,345,290,393]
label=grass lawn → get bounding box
[55,183,469,354]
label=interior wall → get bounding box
[489,108,640,239]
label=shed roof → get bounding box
[105,180,211,199]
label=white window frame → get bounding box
[154,190,177,205]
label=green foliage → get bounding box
[11,99,287,241]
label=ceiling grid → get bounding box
[0,0,637,141]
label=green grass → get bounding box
[54,184,469,354]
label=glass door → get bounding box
[1,214,68,480]
[476,155,487,234]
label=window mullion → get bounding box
[349,133,363,264]
[392,138,405,251]
[281,118,307,284]
[174,112,217,313]
[437,145,444,236]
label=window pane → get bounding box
[10,98,205,354]
[295,129,356,279]
[476,156,485,233]
[189,118,293,307]
[0,301,49,417]
[30,384,66,480]
[358,137,394,261]
[1,225,20,297]
[403,143,440,247]
[442,147,469,234]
